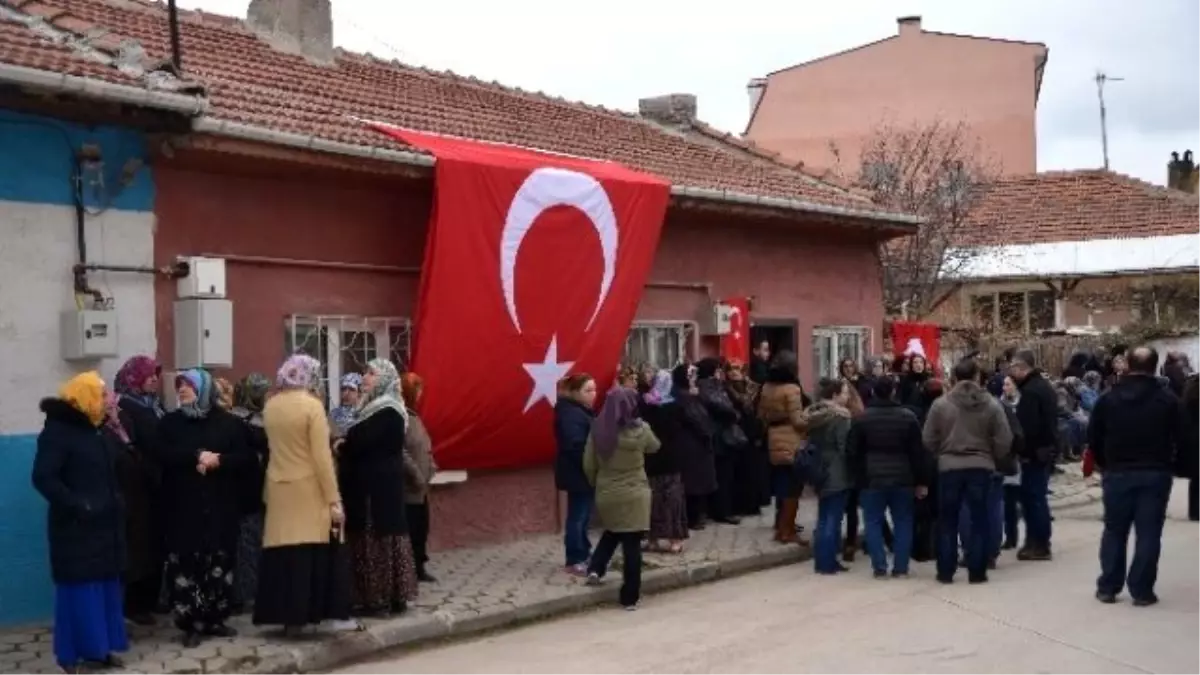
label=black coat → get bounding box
[114,397,163,581]
[849,400,928,489]
[1089,375,1181,474]
[899,372,930,407]
[340,407,408,536]
[675,391,718,496]
[1180,387,1199,480]
[158,408,251,555]
[553,398,594,494]
[641,400,685,476]
[232,412,269,515]
[32,399,126,584]
[697,378,742,456]
[1015,370,1059,462]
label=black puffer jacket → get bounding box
[1015,370,1059,462]
[848,400,928,489]
[32,398,126,583]
[1089,374,1181,474]
[641,400,685,477]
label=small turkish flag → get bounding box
[368,124,670,470]
[720,297,750,364]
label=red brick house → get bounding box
[0,0,917,551]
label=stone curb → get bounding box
[234,544,810,674]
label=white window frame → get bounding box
[811,325,870,382]
[967,289,1056,334]
[624,320,698,370]
[285,315,413,409]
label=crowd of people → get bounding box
[554,341,1199,609]
[32,354,438,672]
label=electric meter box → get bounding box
[174,298,233,369]
[176,256,227,299]
[61,309,120,360]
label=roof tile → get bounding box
[0,0,901,217]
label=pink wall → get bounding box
[747,18,1045,177]
[155,151,885,551]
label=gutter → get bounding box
[193,118,921,226]
[0,62,208,115]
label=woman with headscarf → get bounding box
[329,373,363,438]
[339,358,418,616]
[673,363,718,530]
[400,372,438,583]
[34,372,129,671]
[695,357,744,525]
[1062,351,1090,380]
[229,373,271,613]
[640,370,688,553]
[1079,371,1103,413]
[112,355,165,622]
[158,368,251,647]
[255,355,356,634]
[725,360,768,516]
[213,377,235,412]
[583,387,660,610]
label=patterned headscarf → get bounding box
[213,377,234,410]
[642,369,674,406]
[591,387,642,461]
[115,355,164,417]
[175,368,214,419]
[353,358,408,427]
[277,353,322,392]
[340,373,362,392]
[234,373,271,413]
[103,390,129,443]
[59,371,106,427]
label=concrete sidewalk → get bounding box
[1,469,1099,674]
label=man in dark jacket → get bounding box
[1009,349,1059,561]
[848,377,928,578]
[1089,346,1181,606]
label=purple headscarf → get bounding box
[591,387,642,461]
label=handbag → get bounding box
[1081,447,1095,478]
[793,441,827,491]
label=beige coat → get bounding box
[583,421,660,533]
[261,389,341,548]
[757,382,810,466]
[402,412,437,505]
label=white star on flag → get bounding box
[522,335,575,412]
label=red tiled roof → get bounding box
[0,0,909,220]
[963,169,1200,247]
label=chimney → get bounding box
[897,15,922,38]
[638,93,698,128]
[1167,150,1197,193]
[747,78,767,117]
[247,0,334,65]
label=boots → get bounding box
[842,534,858,562]
[775,498,800,543]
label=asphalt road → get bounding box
[339,482,1199,674]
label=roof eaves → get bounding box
[193,117,922,227]
[0,60,207,114]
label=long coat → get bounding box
[116,396,163,580]
[158,407,250,555]
[675,391,718,496]
[340,407,409,536]
[583,421,660,532]
[32,398,127,584]
[261,390,341,548]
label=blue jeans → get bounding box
[1097,470,1173,600]
[959,475,1004,561]
[563,492,594,566]
[814,490,848,573]
[861,487,915,575]
[1020,462,1053,549]
[938,469,992,581]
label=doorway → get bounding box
[749,318,798,361]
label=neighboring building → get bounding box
[0,0,917,624]
[744,16,1048,177]
[930,169,1200,338]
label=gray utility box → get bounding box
[61,309,119,360]
[174,298,233,369]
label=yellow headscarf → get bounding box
[58,371,106,426]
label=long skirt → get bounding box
[253,542,352,627]
[648,473,689,541]
[53,579,128,669]
[165,548,235,634]
[235,513,265,608]
[348,528,418,613]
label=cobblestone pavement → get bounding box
[1,470,1095,675]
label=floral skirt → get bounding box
[649,473,690,541]
[166,548,235,634]
[348,530,418,613]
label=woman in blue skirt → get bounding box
[32,371,129,671]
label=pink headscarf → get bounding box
[115,355,161,395]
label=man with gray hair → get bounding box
[1009,349,1059,561]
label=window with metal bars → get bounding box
[284,315,413,408]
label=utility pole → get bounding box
[1095,71,1123,170]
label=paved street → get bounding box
[340,481,1198,674]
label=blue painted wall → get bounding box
[0,110,155,625]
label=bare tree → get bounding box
[849,119,1000,319]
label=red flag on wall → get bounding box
[891,321,941,373]
[720,297,750,364]
[369,124,670,470]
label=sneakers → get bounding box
[564,563,588,577]
[623,603,639,612]
[585,572,603,586]
[1095,590,1117,604]
[1017,547,1053,562]
[1132,595,1159,607]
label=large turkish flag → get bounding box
[369,124,670,470]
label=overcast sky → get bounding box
[181,0,1198,186]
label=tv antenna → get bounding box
[1095,71,1124,170]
